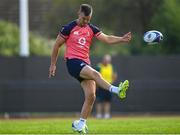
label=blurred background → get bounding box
[0,0,180,118]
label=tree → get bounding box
[151,0,180,54]
[0,20,52,56]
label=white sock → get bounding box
[109,85,119,94]
[78,118,86,129]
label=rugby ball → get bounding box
[143,30,163,44]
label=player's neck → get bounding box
[76,19,87,27]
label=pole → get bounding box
[20,0,29,57]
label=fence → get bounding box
[0,56,180,113]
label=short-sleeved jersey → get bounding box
[59,20,102,64]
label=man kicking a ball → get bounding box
[49,4,131,134]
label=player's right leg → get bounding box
[80,65,129,99]
[80,80,96,119]
[72,80,96,134]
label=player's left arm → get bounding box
[97,32,132,44]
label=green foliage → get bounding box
[43,0,175,56]
[0,21,19,56]
[0,20,52,56]
[91,28,130,56]
[91,40,130,56]
[129,33,164,55]
[151,0,180,54]
[1,0,180,56]
[44,0,89,37]
[29,34,52,56]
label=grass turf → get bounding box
[0,116,180,134]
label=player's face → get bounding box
[78,12,92,26]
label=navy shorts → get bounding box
[66,58,88,82]
[96,88,112,102]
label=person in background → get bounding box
[96,54,117,119]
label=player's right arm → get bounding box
[49,21,76,78]
[49,35,65,78]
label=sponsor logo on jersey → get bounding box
[78,37,86,46]
[74,31,79,35]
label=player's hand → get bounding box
[49,65,56,78]
[121,32,132,42]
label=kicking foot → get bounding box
[118,80,129,99]
[72,120,88,134]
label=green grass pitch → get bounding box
[0,116,180,134]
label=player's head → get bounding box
[78,4,93,26]
[103,54,112,65]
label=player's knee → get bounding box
[92,70,101,80]
[89,93,96,102]
[91,80,96,86]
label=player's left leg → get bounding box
[72,80,96,133]
[80,65,129,99]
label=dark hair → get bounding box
[80,4,92,16]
